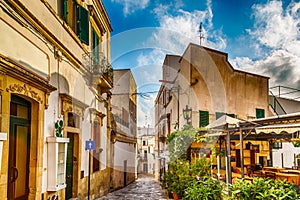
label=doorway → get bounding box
[7,95,31,200]
[124,160,127,186]
[65,133,74,200]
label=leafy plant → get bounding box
[161,157,212,198]
[167,125,198,162]
[229,177,300,200]
[183,176,225,200]
[55,119,64,137]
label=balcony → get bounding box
[83,52,113,93]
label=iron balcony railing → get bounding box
[83,52,113,86]
[269,90,286,116]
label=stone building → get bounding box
[155,43,273,177]
[111,69,137,190]
[137,126,156,175]
[0,0,113,199]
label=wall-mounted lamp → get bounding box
[183,105,192,124]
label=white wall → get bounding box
[272,142,300,168]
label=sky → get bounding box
[102,0,300,127]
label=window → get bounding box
[216,112,235,119]
[143,140,146,146]
[92,28,99,65]
[256,108,265,119]
[58,0,89,44]
[199,110,209,127]
[93,121,101,172]
[68,113,79,128]
[216,112,225,119]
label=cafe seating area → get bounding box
[213,166,300,187]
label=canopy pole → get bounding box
[269,141,273,166]
[239,127,244,178]
[225,126,232,196]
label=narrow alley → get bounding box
[96,175,168,200]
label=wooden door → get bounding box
[65,133,74,200]
[8,95,31,200]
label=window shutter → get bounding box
[227,113,236,118]
[63,0,68,23]
[216,112,225,119]
[199,110,209,127]
[92,29,99,64]
[256,108,265,119]
[77,4,89,45]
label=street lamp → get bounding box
[183,105,192,124]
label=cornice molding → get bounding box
[6,0,86,71]
[60,93,88,118]
[6,83,43,104]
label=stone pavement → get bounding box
[96,174,168,200]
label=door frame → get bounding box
[8,95,31,200]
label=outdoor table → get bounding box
[280,169,300,174]
[262,167,285,173]
[276,172,300,185]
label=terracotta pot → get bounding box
[172,191,180,200]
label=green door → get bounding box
[8,95,31,200]
[66,133,74,200]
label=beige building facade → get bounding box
[0,0,113,199]
[111,69,137,190]
[137,126,156,175]
[155,43,273,177]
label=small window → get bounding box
[256,108,265,119]
[216,112,225,120]
[68,113,79,128]
[199,110,209,127]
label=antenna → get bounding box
[198,22,205,46]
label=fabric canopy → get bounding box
[255,123,300,134]
[205,115,240,129]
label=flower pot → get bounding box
[172,191,180,200]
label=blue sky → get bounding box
[103,0,300,126]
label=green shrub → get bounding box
[184,176,225,200]
[161,157,212,198]
[229,177,300,200]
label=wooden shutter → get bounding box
[63,0,68,23]
[216,112,225,119]
[77,4,89,45]
[199,110,209,127]
[256,108,265,119]
[92,29,99,64]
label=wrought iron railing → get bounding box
[269,90,286,116]
[83,52,113,86]
[112,113,129,128]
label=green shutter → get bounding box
[63,0,68,23]
[227,113,236,118]
[256,108,265,119]
[216,112,225,119]
[92,29,99,64]
[77,4,89,45]
[199,110,209,127]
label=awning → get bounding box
[205,115,240,129]
[255,123,300,134]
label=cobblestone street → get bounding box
[96,175,168,200]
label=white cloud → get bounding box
[146,0,227,56]
[133,0,227,126]
[111,0,150,16]
[232,1,300,89]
